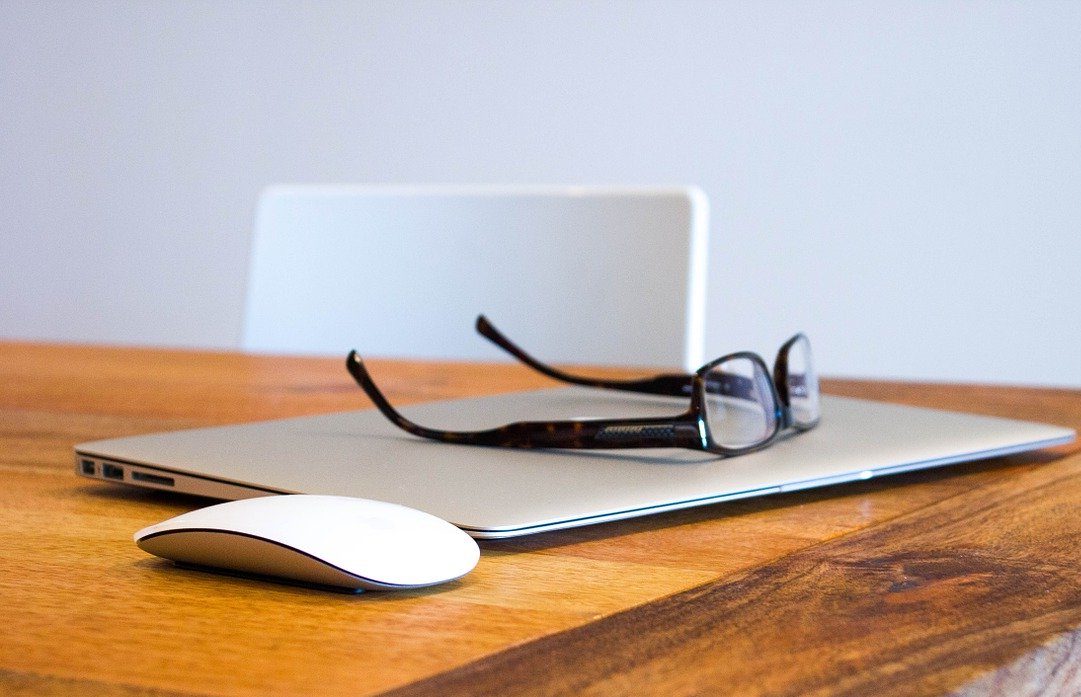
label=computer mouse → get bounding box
[134,494,480,592]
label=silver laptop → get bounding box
[74,389,1073,538]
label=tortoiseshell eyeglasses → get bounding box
[346,316,820,457]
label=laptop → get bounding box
[74,388,1074,538]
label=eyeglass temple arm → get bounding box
[346,352,452,441]
[475,315,694,397]
[477,315,767,402]
[347,351,703,450]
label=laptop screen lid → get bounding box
[75,389,1074,538]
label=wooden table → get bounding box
[3,342,1080,696]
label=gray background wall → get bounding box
[3,1,1079,385]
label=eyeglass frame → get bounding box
[346,316,818,457]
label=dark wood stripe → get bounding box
[383,457,1081,697]
[0,668,203,697]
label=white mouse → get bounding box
[134,495,480,591]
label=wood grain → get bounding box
[1,342,1079,696]
[389,451,1081,697]
[948,628,1081,697]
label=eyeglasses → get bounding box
[346,316,820,456]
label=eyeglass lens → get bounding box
[703,357,779,449]
[784,335,820,427]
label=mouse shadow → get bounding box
[132,557,466,600]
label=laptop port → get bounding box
[131,471,175,487]
[102,463,124,480]
[80,459,96,475]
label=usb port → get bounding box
[80,459,96,475]
[101,463,124,480]
[131,471,175,487]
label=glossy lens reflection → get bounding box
[703,356,778,450]
[783,335,820,427]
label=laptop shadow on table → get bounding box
[479,446,1067,554]
[78,482,223,509]
[75,445,1067,557]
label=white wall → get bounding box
[2,1,1079,386]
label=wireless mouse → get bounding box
[134,494,480,591]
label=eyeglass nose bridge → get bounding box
[777,404,794,430]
